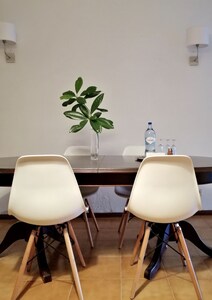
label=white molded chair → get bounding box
[8,155,86,300]
[115,145,145,248]
[64,146,99,248]
[126,155,202,300]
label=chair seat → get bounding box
[114,186,132,198]
[80,187,99,198]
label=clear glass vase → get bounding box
[90,130,99,160]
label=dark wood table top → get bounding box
[0,155,140,173]
[1,155,212,185]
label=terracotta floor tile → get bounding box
[69,279,121,300]
[167,276,200,300]
[78,256,121,280]
[20,280,73,300]
[199,279,212,300]
[122,278,175,300]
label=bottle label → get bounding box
[146,137,155,144]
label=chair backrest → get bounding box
[122,146,145,156]
[64,146,90,156]
[127,155,202,223]
[8,155,86,226]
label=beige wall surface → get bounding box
[0,0,212,157]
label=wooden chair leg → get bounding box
[118,198,129,233]
[26,236,37,272]
[118,211,130,249]
[11,229,37,300]
[83,212,94,248]
[130,224,151,300]
[130,221,145,265]
[174,223,203,300]
[26,227,41,272]
[63,225,84,300]
[84,198,99,232]
[118,209,126,233]
[171,223,186,267]
[67,222,86,267]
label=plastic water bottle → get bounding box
[145,122,156,154]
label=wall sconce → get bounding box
[0,21,16,63]
[186,26,209,66]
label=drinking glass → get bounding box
[171,139,176,155]
[157,139,164,153]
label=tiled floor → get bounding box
[0,215,212,300]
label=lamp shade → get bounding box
[0,22,16,44]
[186,26,209,48]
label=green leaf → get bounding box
[64,111,86,120]
[75,77,83,93]
[93,112,102,118]
[80,86,101,98]
[70,119,88,133]
[79,104,89,118]
[97,118,114,129]
[90,119,102,133]
[76,97,86,105]
[84,90,101,99]
[90,115,97,121]
[97,108,108,112]
[62,98,77,107]
[72,104,80,111]
[91,93,104,114]
[60,93,75,100]
[81,86,97,96]
[62,90,75,96]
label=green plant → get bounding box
[60,77,114,133]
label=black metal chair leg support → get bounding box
[0,221,32,254]
[36,227,52,283]
[179,220,212,256]
[144,223,171,280]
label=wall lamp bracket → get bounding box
[0,22,16,63]
[186,26,209,66]
[189,44,200,66]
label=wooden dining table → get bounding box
[0,155,212,282]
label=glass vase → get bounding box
[90,130,99,160]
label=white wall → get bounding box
[1,0,212,212]
[0,0,212,157]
